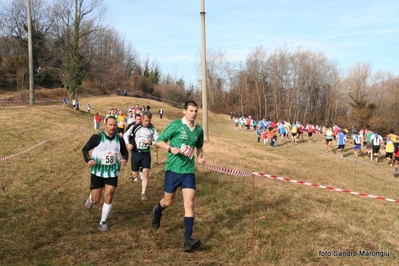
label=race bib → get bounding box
[180,144,194,159]
[102,151,117,165]
[137,139,149,150]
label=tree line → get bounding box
[0,0,168,98]
[205,46,399,134]
[1,0,398,134]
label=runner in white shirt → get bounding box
[370,131,383,162]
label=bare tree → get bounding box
[243,46,269,119]
[0,0,52,89]
[267,46,293,120]
[342,62,375,128]
[50,0,105,98]
[292,49,340,125]
[366,71,399,133]
[203,48,233,113]
[230,69,247,117]
[154,82,186,104]
[232,45,341,125]
[88,28,139,91]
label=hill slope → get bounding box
[1,95,398,265]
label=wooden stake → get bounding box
[252,173,255,252]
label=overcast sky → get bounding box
[105,0,399,85]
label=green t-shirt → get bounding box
[326,129,333,140]
[366,131,374,142]
[157,118,204,174]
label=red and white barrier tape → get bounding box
[196,163,252,177]
[196,163,399,204]
[252,172,399,203]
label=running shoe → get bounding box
[140,194,148,201]
[184,238,201,252]
[152,206,161,229]
[85,197,93,210]
[98,222,109,232]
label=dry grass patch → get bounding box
[1,95,399,265]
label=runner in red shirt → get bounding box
[306,122,314,143]
[333,124,340,147]
[94,113,101,131]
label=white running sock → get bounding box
[101,203,113,223]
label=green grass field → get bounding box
[1,94,399,265]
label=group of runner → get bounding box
[98,104,156,200]
[234,116,399,176]
[322,125,398,167]
[82,101,204,252]
[235,116,321,146]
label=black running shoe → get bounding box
[184,238,201,252]
[152,206,161,229]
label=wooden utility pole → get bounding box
[27,0,35,105]
[200,0,209,140]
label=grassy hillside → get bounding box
[1,94,399,265]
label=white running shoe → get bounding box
[98,222,109,232]
[85,197,93,210]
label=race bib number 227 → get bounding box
[180,144,194,159]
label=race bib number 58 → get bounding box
[180,144,194,159]
[102,151,117,165]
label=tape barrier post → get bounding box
[251,173,255,252]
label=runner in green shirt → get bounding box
[365,129,374,158]
[325,126,333,152]
[152,100,204,252]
